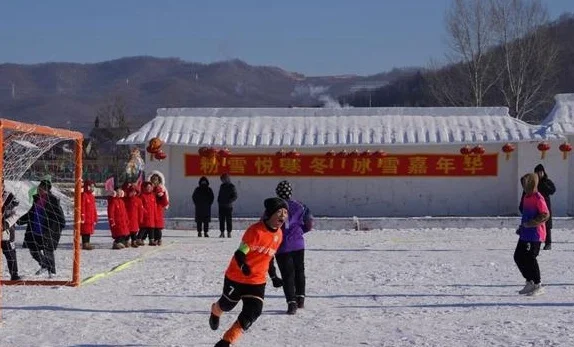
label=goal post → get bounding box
[0,118,83,287]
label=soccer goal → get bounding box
[0,118,83,287]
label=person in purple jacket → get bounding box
[274,180,313,314]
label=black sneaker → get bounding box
[296,296,305,309]
[209,313,220,330]
[227,232,231,238]
[287,302,297,315]
[219,232,225,238]
[10,275,22,281]
[214,340,230,347]
[198,232,202,237]
[204,233,209,238]
[543,244,552,250]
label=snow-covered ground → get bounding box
[2,223,574,347]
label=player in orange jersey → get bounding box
[209,197,288,347]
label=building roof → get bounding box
[117,107,561,148]
[540,94,574,134]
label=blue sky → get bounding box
[0,0,572,76]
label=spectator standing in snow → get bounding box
[192,176,214,237]
[217,173,237,238]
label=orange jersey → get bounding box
[225,221,283,285]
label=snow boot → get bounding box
[287,301,297,315]
[518,280,535,294]
[204,232,209,238]
[82,242,94,250]
[296,296,305,309]
[227,231,231,238]
[219,232,225,238]
[198,232,203,237]
[112,242,125,250]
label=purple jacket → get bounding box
[277,199,313,254]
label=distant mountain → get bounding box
[342,13,574,123]
[0,57,406,133]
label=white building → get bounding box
[117,103,572,218]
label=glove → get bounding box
[240,263,251,276]
[271,276,283,288]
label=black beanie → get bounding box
[264,197,288,217]
[39,179,52,191]
[534,164,545,173]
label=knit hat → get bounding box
[275,180,293,200]
[38,179,52,191]
[264,197,288,218]
[534,164,545,173]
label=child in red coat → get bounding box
[149,171,169,246]
[80,179,98,250]
[138,181,157,246]
[107,187,130,249]
[123,183,144,248]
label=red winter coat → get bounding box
[80,191,98,235]
[154,186,169,229]
[107,197,129,239]
[139,191,157,229]
[124,195,144,233]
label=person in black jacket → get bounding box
[2,186,21,281]
[16,180,65,276]
[217,173,238,238]
[534,164,556,250]
[192,176,214,237]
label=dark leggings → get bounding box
[275,249,306,303]
[514,240,541,284]
[1,241,18,277]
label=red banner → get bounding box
[184,153,498,177]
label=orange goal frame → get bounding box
[0,118,83,287]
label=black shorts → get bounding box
[222,277,266,302]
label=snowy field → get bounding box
[2,223,574,347]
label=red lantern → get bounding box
[218,147,231,166]
[460,145,472,156]
[325,150,335,157]
[501,143,515,161]
[276,149,287,157]
[198,146,209,157]
[537,142,551,159]
[287,150,301,158]
[471,145,485,156]
[374,150,387,158]
[337,150,348,168]
[348,150,360,158]
[154,150,167,161]
[147,137,162,154]
[361,150,372,158]
[559,142,572,160]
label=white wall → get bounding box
[145,141,570,218]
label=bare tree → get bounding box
[96,96,130,129]
[490,0,558,120]
[429,0,500,107]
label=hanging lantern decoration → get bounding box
[460,145,472,156]
[276,149,287,157]
[361,150,372,158]
[559,142,572,160]
[537,141,551,159]
[287,149,301,158]
[348,149,360,158]
[203,147,217,165]
[198,146,209,157]
[147,137,163,160]
[501,143,515,161]
[218,147,231,166]
[374,150,387,158]
[325,150,336,157]
[154,150,167,161]
[337,150,349,168]
[471,145,486,156]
